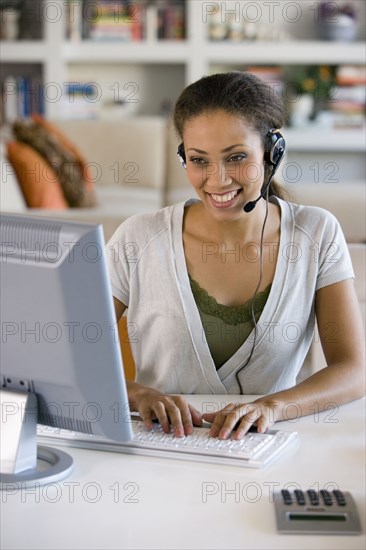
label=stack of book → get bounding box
[243,66,286,98]
[60,82,100,119]
[65,0,185,42]
[84,1,143,41]
[155,1,185,40]
[328,65,366,128]
[1,75,44,124]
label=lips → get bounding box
[207,189,241,208]
[210,190,240,203]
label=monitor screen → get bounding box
[0,213,133,487]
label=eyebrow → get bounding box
[187,144,248,154]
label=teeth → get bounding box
[210,190,238,203]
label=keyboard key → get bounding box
[320,489,333,505]
[281,489,293,505]
[333,490,347,506]
[294,489,306,505]
[307,489,319,505]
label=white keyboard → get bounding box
[37,420,298,468]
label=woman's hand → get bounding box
[202,399,281,440]
[128,381,202,437]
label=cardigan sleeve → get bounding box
[105,221,133,307]
[315,211,354,291]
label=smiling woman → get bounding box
[107,71,365,442]
[182,111,270,217]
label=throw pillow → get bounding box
[12,118,96,207]
[31,114,96,197]
[7,141,68,209]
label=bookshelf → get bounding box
[1,0,365,179]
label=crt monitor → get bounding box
[0,213,133,488]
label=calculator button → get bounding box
[281,489,293,505]
[333,490,347,506]
[320,489,333,505]
[307,489,319,505]
[294,489,306,505]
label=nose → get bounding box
[204,162,233,188]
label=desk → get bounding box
[1,395,365,550]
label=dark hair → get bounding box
[173,71,288,199]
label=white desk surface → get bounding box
[1,395,365,550]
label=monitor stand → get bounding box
[0,389,73,490]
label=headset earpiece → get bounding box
[177,143,186,169]
[264,129,286,174]
[243,129,286,214]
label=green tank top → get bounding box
[189,275,271,370]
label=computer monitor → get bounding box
[0,213,133,489]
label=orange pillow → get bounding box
[31,114,96,196]
[7,141,68,209]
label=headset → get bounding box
[177,142,186,168]
[244,129,286,212]
[177,129,286,393]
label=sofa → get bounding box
[1,117,365,379]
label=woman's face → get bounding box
[182,110,265,221]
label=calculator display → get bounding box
[288,513,347,522]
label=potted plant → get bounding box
[318,1,358,41]
[286,65,337,127]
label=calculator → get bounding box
[274,489,362,535]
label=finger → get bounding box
[153,401,172,434]
[169,396,193,435]
[232,415,260,440]
[179,405,194,435]
[188,404,203,428]
[210,407,238,439]
[162,401,186,437]
[202,411,217,423]
[215,404,259,439]
[203,402,238,426]
[138,406,156,431]
[231,406,262,440]
[256,413,273,433]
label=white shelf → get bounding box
[63,41,189,64]
[283,128,366,152]
[0,41,49,63]
[62,39,366,66]
[206,41,366,65]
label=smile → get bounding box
[209,190,240,204]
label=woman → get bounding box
[107,72,365,440]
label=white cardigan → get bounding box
[106,198,354,395]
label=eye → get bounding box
[227,153,247,163]
[189,157,208,165]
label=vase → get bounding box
[318,15,358,41]
[289,94,314,127]
[0,9,20,40]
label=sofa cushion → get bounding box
[7,141,68,209]
[285,182,366,243]
[349,243,366,302]
[53,118,167,190]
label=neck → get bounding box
[199,200,270,245]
